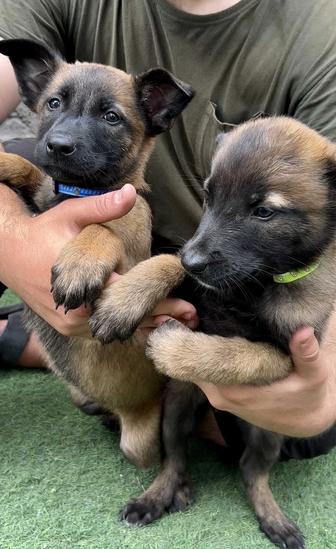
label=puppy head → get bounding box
[181,117,336,290]
[0,39,194,188]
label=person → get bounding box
[0,0,335,442]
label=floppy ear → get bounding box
[135,68,194,135]
[0,39,62,111]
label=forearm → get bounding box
[199,326,336,438]
[0,185,30,288]
[0,53,20,123]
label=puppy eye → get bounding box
[203,188,209,200]
[253,206,274,219]
[103,111,121,125]
[48,98,61,110]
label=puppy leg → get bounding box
[122,382,204,525]
[68,384,107,416]
[51,225,124,311]
[90,254,185,343]
[118,397,162,469]
[240,427,305,549]
[0,152,43,194]
[147,320,292,385]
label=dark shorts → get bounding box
[215,410,336,462]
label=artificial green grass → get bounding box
[1,292,335,548]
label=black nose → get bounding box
[46,134,76,156]
[181,251,208,275]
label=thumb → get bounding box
[289,326,320,377]
[48,184,137,229]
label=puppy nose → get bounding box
[181,251,208,274]
[46,134,76,156]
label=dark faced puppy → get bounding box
[183,118,334,297]
[0,39,193,194]
[120,118,336,549]
[0,39,194,475]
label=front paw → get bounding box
[121,480,193,526]
[89,282,152,344]
[51,257,111,312]
[146,320,192,377]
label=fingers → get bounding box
[151,297,197,320]
[49,306,91,337]
[139,298,198,330]
[289,326,321,378]
[44,184,137,229]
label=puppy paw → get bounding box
[51,255,112,312]
[90,281,155,343]
[146,320,193,377]
[121,481,193,526]
[121,496,166,526]
[259,516,305,549]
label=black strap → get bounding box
[0,310,30,366]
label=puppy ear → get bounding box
[135,68,194,135]
[0,39,62,111]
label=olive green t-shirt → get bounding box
[1,0,336,244]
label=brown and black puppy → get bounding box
[0,39,193,470]
[108,118,336,549]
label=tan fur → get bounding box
[118,398,162,467]
[147,240,336,386]
[0,151,44,192]
[147,324,291,385]
[90,254,185,341]
[0,62,165,468]
[265,191,291,208]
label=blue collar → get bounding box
[54,180,109,197]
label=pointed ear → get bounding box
[0,39,62,111]
[135,68,194,135]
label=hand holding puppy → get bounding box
[198,320,336,438]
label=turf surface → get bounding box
[0,291,335,549]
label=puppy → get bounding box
[101,117,336,548]
[0,39,193,471]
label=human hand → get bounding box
[197,320,336,438]
[0,184,136,336]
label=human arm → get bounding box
[0,184,137,336]
[0,182,197,336]
[147,317,336,438]
[197,324,336,438]
[0,53,20,122]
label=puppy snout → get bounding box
[181,249,209,275]
[46,134,77,156]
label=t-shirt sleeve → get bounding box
[292,65,336,142]
[0,0,71,60]
[285,2,336,142]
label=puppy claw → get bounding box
[121,481,193,526]
[89,311,135,344]
[259,517,305,549]
[121,498,165,526]
[51,260,111,312]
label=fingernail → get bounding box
[114,188,124,204]
[182,312,193,320]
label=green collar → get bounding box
[273,261,320,284]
